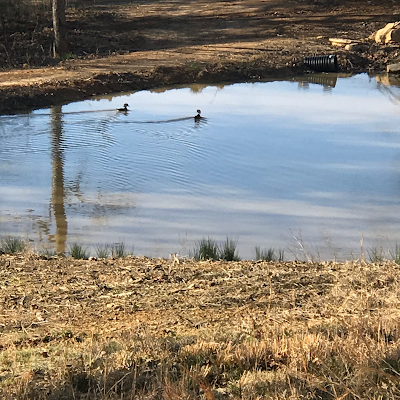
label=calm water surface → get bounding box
[1,74,400,260]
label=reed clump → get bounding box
[95,243,110,259]
[69,242,90,259]
[110,242,131,258]
[219,237,240,261]
[190,237,240,261]
[95,242,130,259]
[0,236,26,254]
[255,246,284,262]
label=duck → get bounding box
[117,103,129,112]
[194,109,202,121]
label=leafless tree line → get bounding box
[1,0,69,58]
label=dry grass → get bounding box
[0,254,399,399]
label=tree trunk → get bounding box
[52,0,69,58]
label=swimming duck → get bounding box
[194,109,202,121]
[117,103,129,112]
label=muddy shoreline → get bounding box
[0,51,384,115]
[0,61,303,114]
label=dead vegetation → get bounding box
[0,253,399,399]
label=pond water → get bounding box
[1,73,400,260]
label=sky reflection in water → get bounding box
[1,73,400,260]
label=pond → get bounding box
[1,73,400,261]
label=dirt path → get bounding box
[0,0,399,113]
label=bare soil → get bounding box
[1,0,400,113]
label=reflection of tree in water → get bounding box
[89,192,137,225]
[67,191,136,224]
[49,128,137,226]
[2,106,137,252]
[9,211,53,252]
[376,75,400,105]
[189,83,226,105]
[63,168,137,225]
[50,105,68,254]
[36,217,51,244]
[65,170,85,204]
[149,82,228,95]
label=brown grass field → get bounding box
[0,253,400,399]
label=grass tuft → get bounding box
[367,246,385,263]
[69,242,90,259]
[389,244,400,264]
[0,236,26,254]
[255,246,284,262]
[190,237,220,261]
[111,242,131,258]
[95,244,110,259]
[39,249,58,259]
[191,237,241,261]
[219,237,240,261]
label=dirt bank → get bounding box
[1,0,400,114]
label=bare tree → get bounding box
[52,0,69,58]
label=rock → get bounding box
[386,28,400,43]
[369,21,400,43]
